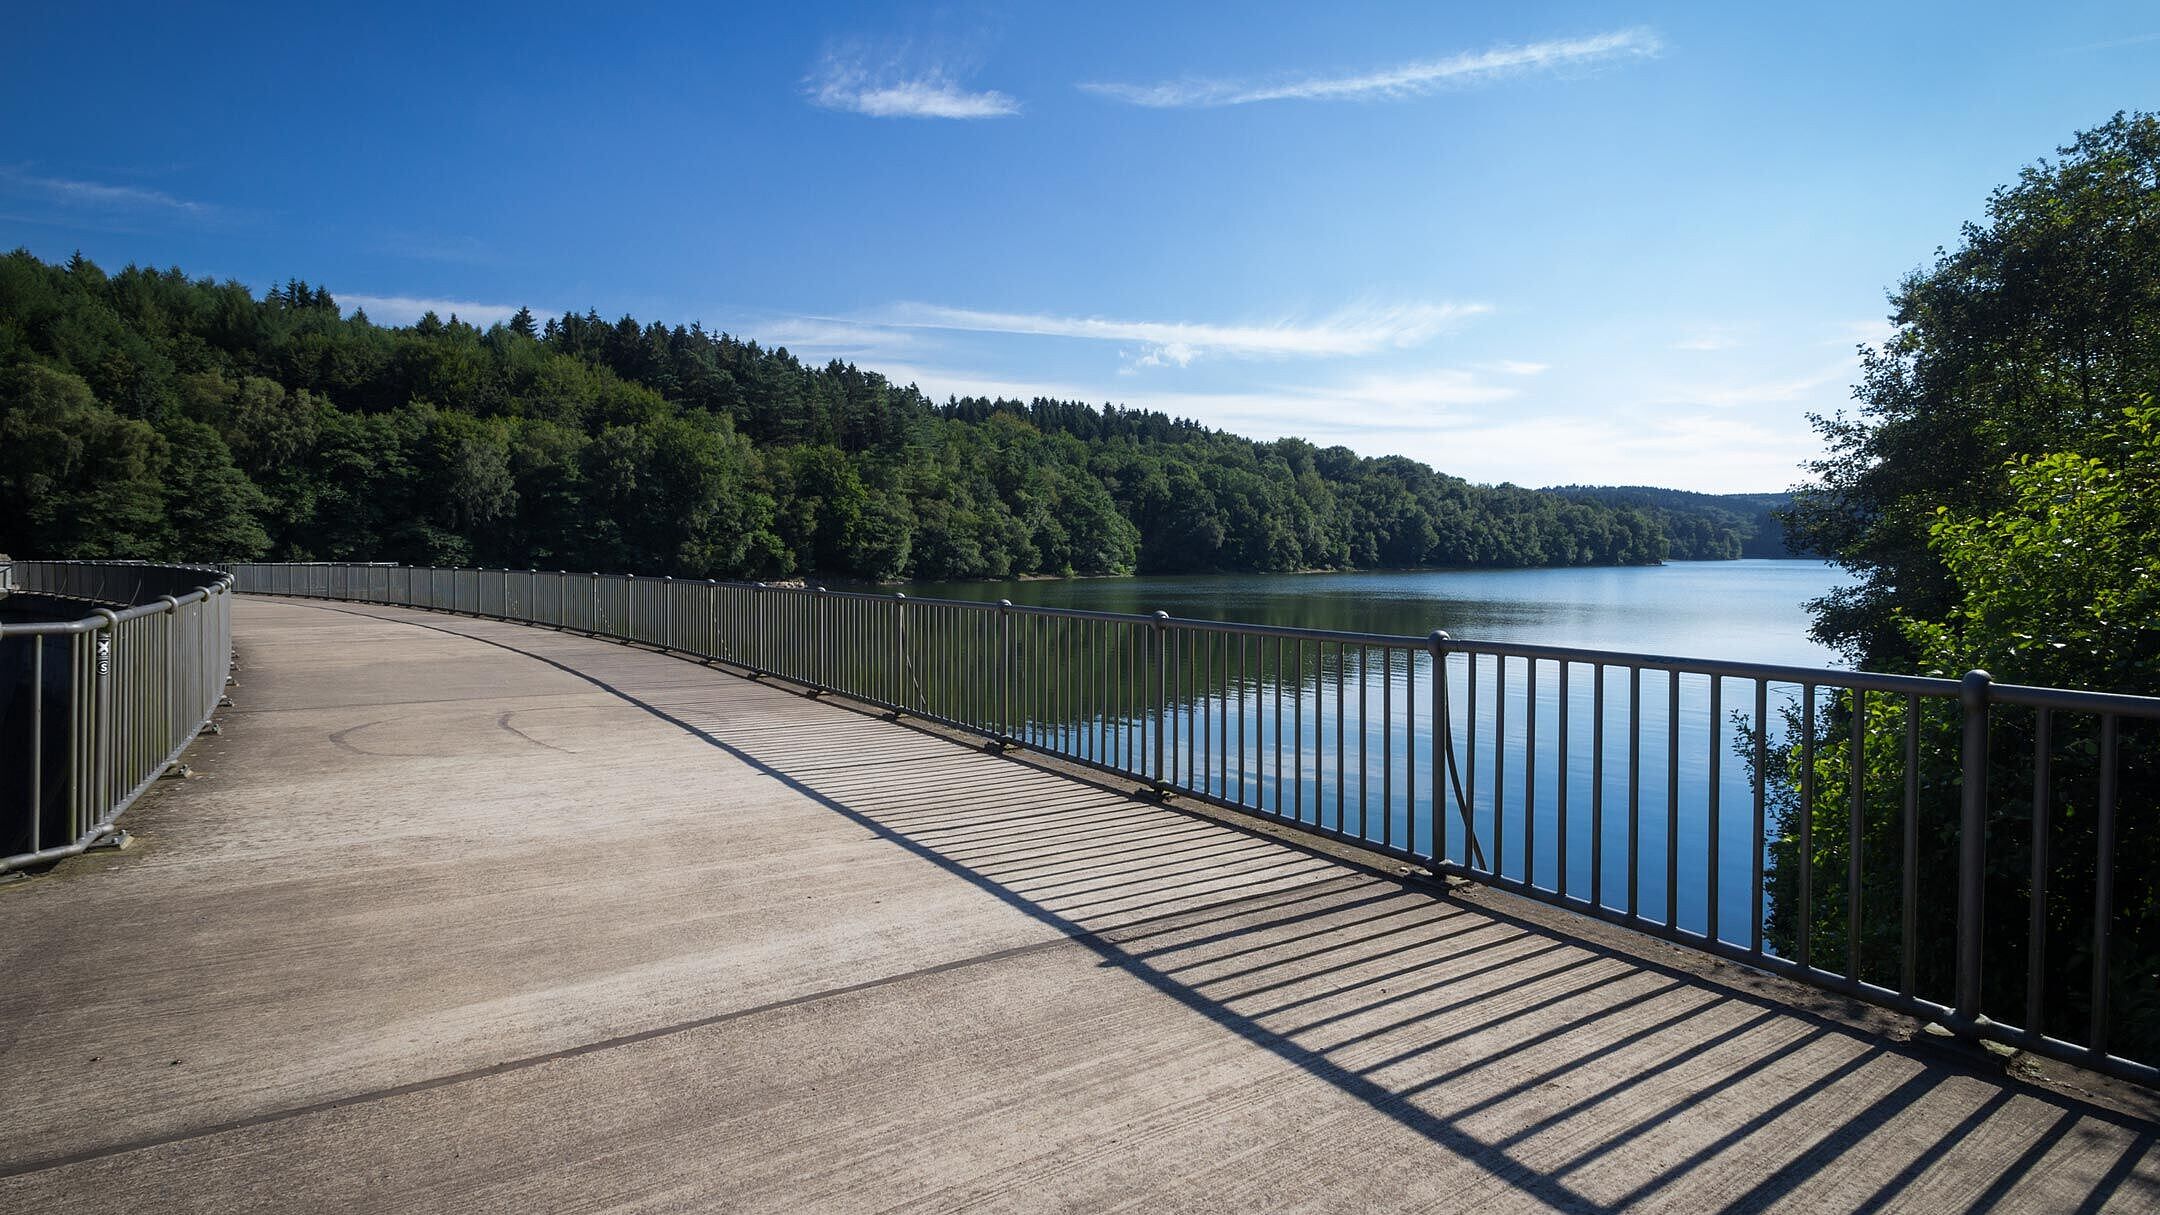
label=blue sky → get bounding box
[5,3,2156,492]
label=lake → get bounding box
[891,559,1851,949]
[904,560,1846,669]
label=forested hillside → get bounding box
[3,250,1752,580]
[1545,485,1804,559]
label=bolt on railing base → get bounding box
[1919,1015,2031,1069]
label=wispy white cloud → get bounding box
[2058,31,2160,54]
[806,53,1018,119]
[1466,411,1808,492]
[1658,361,1848,408]
[864,359,1808,491]
[1081,28,1661,108]
[340,294,528,327]
[879,361,1516,434]
[858,300,1486,364]
[1490,359,1549,376]
[371,230,495,266]
[1655,362,1852,410]
[0,167,213,216]
[747,318,920,359]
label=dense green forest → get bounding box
[0,249,1776,581]
[1774,113,2160,1054]
[1545,485,1801,559]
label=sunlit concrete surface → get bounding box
[2,597,2154,1213]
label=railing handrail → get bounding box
[1,559,233,631]
[232,561,2160,714]
[2,560,235,875]
[225,560,2158,1086]
[0,583,232,636]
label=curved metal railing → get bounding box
[228,561,2160,1086]
[1,561,233,873]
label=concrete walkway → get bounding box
[1,597,2153,1213]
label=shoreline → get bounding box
[820,553,1823,591]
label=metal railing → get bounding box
[230,562,2160,1085]
[2,561,234,874]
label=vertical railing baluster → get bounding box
[1295,640,1306,825]
[1495,656,1508,877]
[1627,666,1640,919]
[1667,669,1680,928]
[2026,707,2051,1033]
[1593,664,1606,909]
[1381,647,1394,849]
[1404,645,1415,855]
[1358,644,1370,842]
[1525,659,1538,888]
[1754,679,1769,957]
[1273,637,1285,817]
[1429,633,1445,864]
[1558,660,1570,900]
[1244,635,1261,804]
[1468,653,1479,872]
[1848,688,1867,980]
[1333,642,1344,830]
[1955,670,1990,1021]
[1152,611,1168,792]
[1901,692,1920,997]
[1801,682,1817,970]
[30,639,44,854]
[2090,713,2118,1057]
[1707,676,1722,944]
[1200,628,1213,795]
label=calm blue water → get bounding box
[905,561,1849,949]
[910,560,1844,669]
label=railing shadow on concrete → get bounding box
[227,562,2160,1090]
[283,598,2160,1212]
[1,561,233,874]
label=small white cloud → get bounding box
[1133,341,1198,368]
[341,294,527,327]
[1082,28,1661,108]
[806,54,1018,119]
[1492,359,1549,376]
[861,300,1487,363]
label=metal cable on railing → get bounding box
[225,561,2160,1087]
